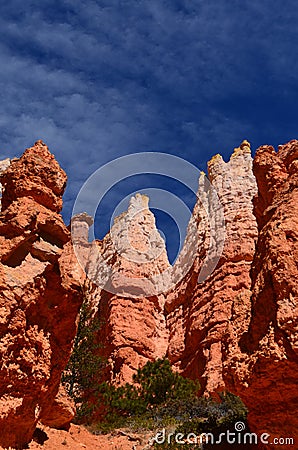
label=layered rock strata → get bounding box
[224,140,298,445]
[79,194,170,384]
[166,140,258,392]
[0,141,84,448]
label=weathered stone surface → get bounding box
[40,385,76,431]
[166,140,258,393]
[1,140,66,212]
[83,194,170,384]
[224,140,298,445]
[0,158,10,211]
[0,142,83,449]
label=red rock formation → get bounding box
[0,158,10,211]
[166,140,258,392]
[1,138,296,448]
[164,140,297,446]
[83,194,170,384]
[73,140,297,446]
[40,385,76,431]
[224,140,298,446]
[0,141,84,449]
[1,141,66,212]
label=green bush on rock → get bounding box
[62,302,248,442]
[96,358,200,431]
[92,357,248,442]
[62,292,105,422]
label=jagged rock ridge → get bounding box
[166,140,258,392]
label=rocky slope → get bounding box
[0,142,84,449]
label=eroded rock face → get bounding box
[0,158,11,211]
[0,141,83,449]
[40,385,76,431]
[0,141,66,212]
[164,141,297,445]
[166,141,258,393]
[72,140,297,446]
[83,194,170,384]
[80,141,297,446]
[224,140,298,444]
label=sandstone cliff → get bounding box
[224,140,298,445]
[0,141,83,449]
[165,140,297,446]
[166,140,258,393]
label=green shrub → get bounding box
[132,358,199,405]
[64,311,248,443]
[62,291,105,421]
[98,358,199,421]
[92,358,248,440]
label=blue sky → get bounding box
[0,1,297,262]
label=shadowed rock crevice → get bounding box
[2,236,37,267]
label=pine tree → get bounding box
[62,288,105,420]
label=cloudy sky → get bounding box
[0,1,297,262]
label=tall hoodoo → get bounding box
[0,141,84,448]
[85,193,170,384]
[166,140,258,392]
[225,140,298,444]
